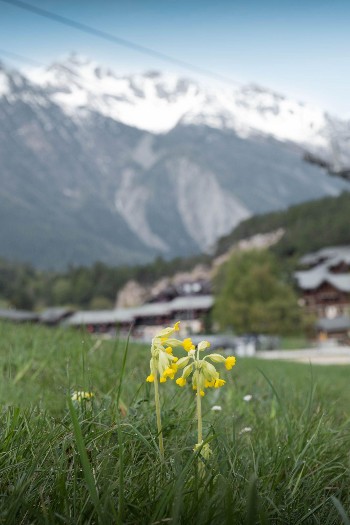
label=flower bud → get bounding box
[202,361,219,381]
[176,356,190,369]
[198,340,211,351]
[207,353,226,363]
[182,363,194,379]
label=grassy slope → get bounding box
[1,322,349,523]
[216,190,350,259]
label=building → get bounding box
[0,309,39,323]
[316,315,350,344]
[39,307,74,326]
[65,309,135,334]
[65,295,214,337]
[294,246,350,318]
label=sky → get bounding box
[0,0,350,116]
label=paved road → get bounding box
[256,346,350,365]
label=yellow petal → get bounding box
[183,338,195,352]
[225,356,236,370]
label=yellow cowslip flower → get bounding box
[225,356,236,370]
[162,365,177,380]
[183,338,195,352]
[174,340,236,398]
[147,321,182,460]
[71,391,94,402]
[146,322,183,383]
[173,339,237,453]
[155,321,180,342]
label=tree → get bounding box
[214,250,302,335]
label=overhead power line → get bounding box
[1,0,237,86]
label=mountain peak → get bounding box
[17,54,340,149]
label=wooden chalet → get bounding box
[295,247,350,318]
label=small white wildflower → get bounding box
[239,426,252,434]
[243,394,253,402]
[71,391,94,402]
[211,405,222,412]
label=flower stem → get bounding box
[196,384,203,444]
[152,359,164,460]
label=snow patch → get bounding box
[0,71,9,96]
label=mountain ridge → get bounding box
[0,55,349,269]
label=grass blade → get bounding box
[67,397,101,519]
[331,496,350,525]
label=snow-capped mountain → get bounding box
[26,54,329,148]
[0,55,349,269]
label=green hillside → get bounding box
[216,190,350,259]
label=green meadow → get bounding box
[0,322,349,524]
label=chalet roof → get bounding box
[132,302,172,317]
[295,270,350,292]
[170,295,214,311]
[65,295,214,326]
[295,246,350,292]
[67,309,134,326]
[0,309,38,322]
[39,307,73,323]
[299,246,350,267]
[316,315,350,333]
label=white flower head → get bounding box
[211,405,222,412]
[71,391,94,402]
[239,426,252,435]
[243,394,253,402]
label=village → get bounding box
[1,245,350,355]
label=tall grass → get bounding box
[0,322,349,523]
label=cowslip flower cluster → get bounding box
[145,322,237,459]
[174,336,236,452]
[145,321,182,383]
[145,321,186,459]
[175,341,236,397]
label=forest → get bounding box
[1,191,349,310]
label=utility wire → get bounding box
[0,0,237,86]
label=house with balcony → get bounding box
[294,247,350,341]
